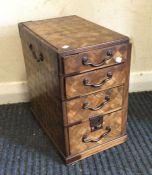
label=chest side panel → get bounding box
[19,25,67,155]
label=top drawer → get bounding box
[63,44,128,75]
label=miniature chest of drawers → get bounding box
[18,15,131,164]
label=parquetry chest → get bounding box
[18,15,132,164]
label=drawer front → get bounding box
[66,86,123,124]
[68,110,123,155]
[63,44,128,75]
[65,64,126,99]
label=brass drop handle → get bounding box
[83,95,111,111]
[29,44,44,62]
[82,50,113,67]
[83,71,112,88]
[82,126,111,143]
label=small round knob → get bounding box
[82,55,88,65]
[107,72,113,79]
[83,78,89,85]
[83,101,89,109]
[105,95,111,101]
[82,134,88,142]
[106,50,113,57]
[105,126,112,131]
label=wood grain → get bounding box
[66,86,123,124]
[65,135,127,164]
[65,64,126,99]
[20,15,129,55]
[121,43,132,135]
[18,15,131,164]
[19,25,68,155]
[68,110,123,155]
[63,43,128,75]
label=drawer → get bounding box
[65,64,126,99]
[66,86,123,124]
[68,110,123,155]
[63,44,128,75]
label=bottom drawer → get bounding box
[68,110,123,155]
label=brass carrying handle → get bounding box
[82,50,113,67]
[83,95,111,111]
[29,44,44,62]
[83,71,112,88]
[82,126,111,143]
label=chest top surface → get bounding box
[21,15,129,54]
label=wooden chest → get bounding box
[18,15,131,164]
